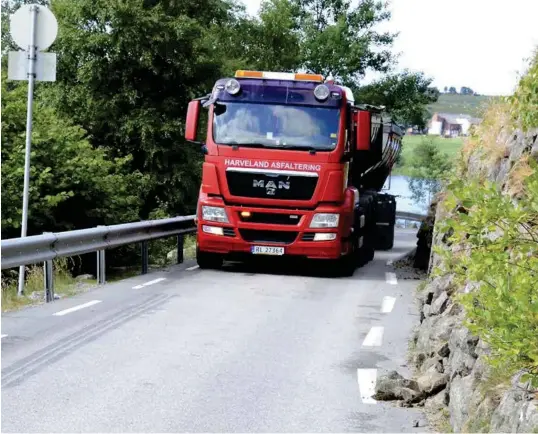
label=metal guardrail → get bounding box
[395,211,427,222]
[1,216,196,301]
[1,211,425,302]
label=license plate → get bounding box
[251,246,285,256]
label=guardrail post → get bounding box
[141,241,149,275]
[176,235,184,264]
[44,259,54,302]
[97,250,106,284]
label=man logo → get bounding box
[253,179,290,195]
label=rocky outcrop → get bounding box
[383,121,538,432]
[413,124,538,432]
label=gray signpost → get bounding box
[8,4,58,296]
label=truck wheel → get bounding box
[335,253,356,277]
[196,248,223,269]
[376,224,395,250]
[373,193,396,250]
[359,193,376,263]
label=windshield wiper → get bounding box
[263,144,322,154]
[223,141,324,154]
[224,141,268,150]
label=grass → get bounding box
[183,234,197,260]
[393,135,464,176]
[435,408,453,433]
[428,93,497,117]
[1,257,97,312]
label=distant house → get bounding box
[427,112,481,137]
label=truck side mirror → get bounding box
[185,100,201,142]
[355,110,371,151]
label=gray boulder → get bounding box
[373,371,422,403]
[417,370,449,395]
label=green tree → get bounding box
[251,0,302,71]
[209,0,302,74]
[353,70,439,127]
[47,0,241,218]
[460,86,474,95]
[295,0,396,83]
[405,137,453,206]
[1,67,149,240]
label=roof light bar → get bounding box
[235,70,323,82]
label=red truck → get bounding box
[184,70,403,275]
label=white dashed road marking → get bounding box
[381,296,396,313]
[1,334,8,339]
[357,369,377,404]
[386,260,393,266]
[362,326,384,347]
[385,272,398,285]
[132,277,167,289]
[53,300,102,317]
[186,265,199,271]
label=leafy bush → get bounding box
[508,49,538,131]
[435,165,538,386]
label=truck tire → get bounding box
[374,193,396,250]
[376,224,395,250]
[335,252,356,277]
[196,248,224,269]
[358,193,376,263]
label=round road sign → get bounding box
[10,4,58,52]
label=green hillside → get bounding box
[393,135,464,176]
[427,93,498,117]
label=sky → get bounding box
[240,0,538,96]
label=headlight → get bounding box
[314,84,330,101]
[225,79,241,95]
[202,206,229,223]
[203,225,224,236]
[310,213,339,228]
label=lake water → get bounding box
[381,175,430,215]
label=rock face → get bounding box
[406,125,538,432]
[490,387,538,432]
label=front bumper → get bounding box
[197,202,349,260]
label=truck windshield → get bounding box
[212,102,340,151]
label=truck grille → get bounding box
[239,229,298,244]
[226,170,318,200]
[239,212,301,225]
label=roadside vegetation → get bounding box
[1,257,94,312]
[434,50,538,387]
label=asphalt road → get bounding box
[1,229,426,433]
